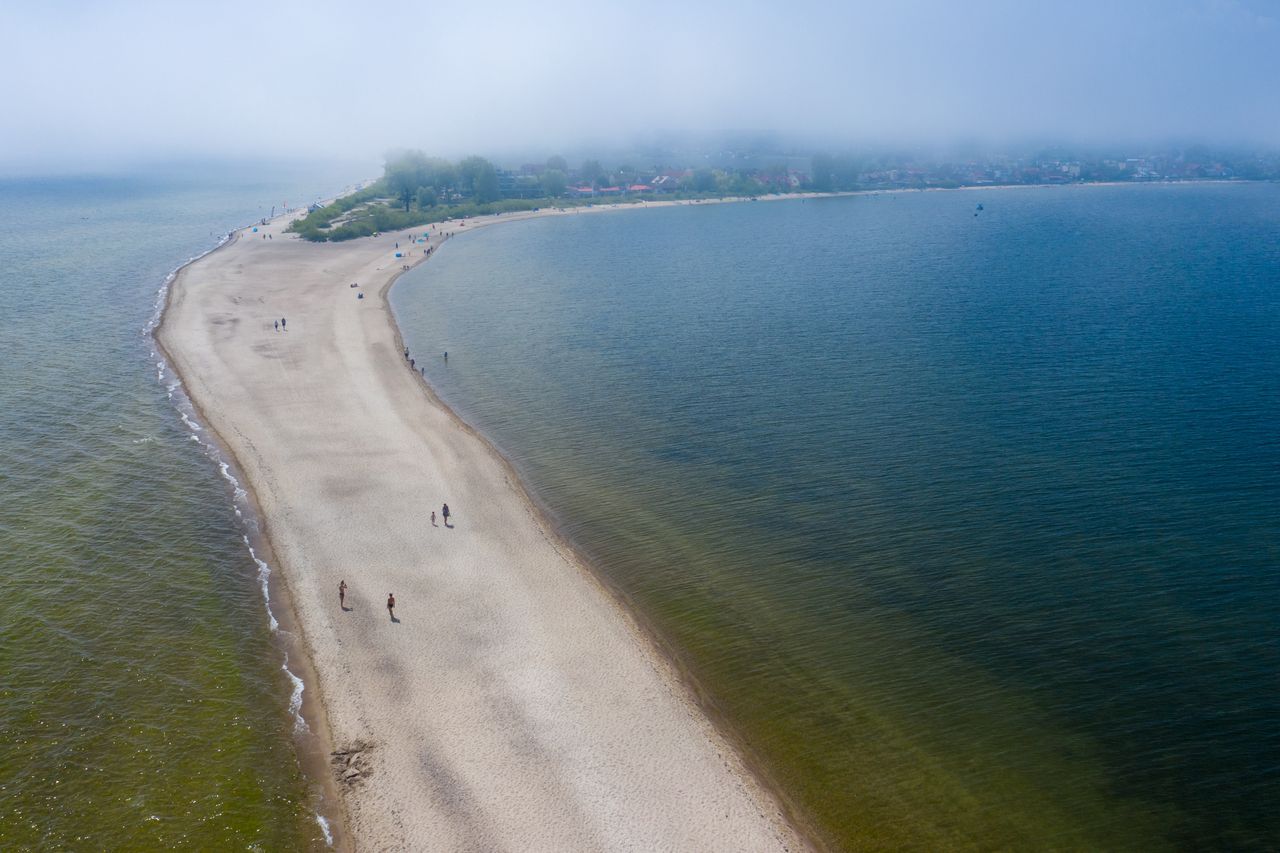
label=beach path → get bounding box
[157,213,805,852]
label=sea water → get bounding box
[392,185,1279,850]
[0,163,363,849]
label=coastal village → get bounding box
[494,144,1275,200]
[292,143,1278,243]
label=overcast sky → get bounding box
[2,0,1277,170]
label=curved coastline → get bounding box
[155,197,814,852]
[152,178,1262,851]
[380,229,828,852]
[152,228,350,850]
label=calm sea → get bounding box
[0,163,364,849]
[392,185,1280,851]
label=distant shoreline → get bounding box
[292,175,1259,242]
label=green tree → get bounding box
[457,155,484,196]
[415,186,437,210]
[385,149,430,211]
[429,160,457,202]
[692,167,717,192]
[580,159,604,188]
[540,169,567,197]
[458,155,500,202]
[474,162,501,203]
[727,171,761,195]
[546,155,568,173]
[514,175,541,198]
[811,153,835,191]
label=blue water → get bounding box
[392,185,1280,850]
[0,163,365,849]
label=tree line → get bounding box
[287,150,808,242]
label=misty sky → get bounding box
[2,0,1277,170]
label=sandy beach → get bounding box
[156,200,811,852]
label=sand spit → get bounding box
[156,199,812,852]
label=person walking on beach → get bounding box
[281,317,286,330]
[387,593,396,619]
[274,320,279,332]
[430,510,436,526]
[339,580,347,609]
[442,503,451,527]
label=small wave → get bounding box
[142,229,232,338]
[245,540,278,632]
[132,436,157,445]
[282,651,309,734]
[315,813,333,847]
[144,213,337,847]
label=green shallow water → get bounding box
[0,166,361,849]
[393,186,1280,851]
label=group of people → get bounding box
[332,243,461,623]
[404,347,447,376]
[337,502,452,620]
[338,581,397,619]
[273,317,287,332]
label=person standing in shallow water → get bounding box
[387,593,396,619]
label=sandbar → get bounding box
[156,199,812,851]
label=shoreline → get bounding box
[155,196,812,851]
[378,225,829,851]
[152,230,351,849]
[152,177,1241,849]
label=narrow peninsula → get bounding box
[156,205,809,851]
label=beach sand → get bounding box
[157,203,811,851]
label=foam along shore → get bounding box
[156,200,812,851]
